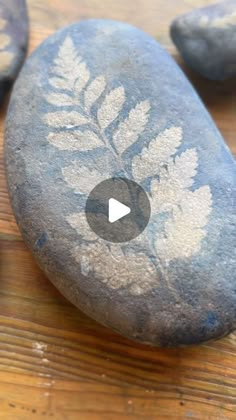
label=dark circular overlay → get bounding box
[85,178,151,243]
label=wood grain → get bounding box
[0,1,236,418]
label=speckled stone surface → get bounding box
[170,0,236,80]
[0,0,28,102]
[4,20,236,347]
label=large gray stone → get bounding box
[4,20,236,347]
[171,0,236,80]
[0,0,28,102]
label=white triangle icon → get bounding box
[108,198,131,224]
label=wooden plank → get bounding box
[0,1,236,418]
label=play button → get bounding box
[85,178,150,243]
[108,198,131,223]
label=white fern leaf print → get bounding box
[48,130,102,151]
[155,186,212,263]
[53,37,76,69]
[62,164,105,193]
[46,92,74,107]
[74,61,90,95]
[66,213,97,241]
[43,36,213,295]
[84,75,106,111]
[168,148,198,188]
[50,37,83,90]
[97,86,125,130]
[48,77,69,91]
[132,127,182,183]
[44,111,88,128]
[74,242,157,295]
[113,100,150,155]
[151,148,198,214]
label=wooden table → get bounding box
[0,1,236,418]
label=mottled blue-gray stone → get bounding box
[171,0,236,80]
[0,0,28,102]
[4,20,236,347]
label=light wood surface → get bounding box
[0,1,236,418]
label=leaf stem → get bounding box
[78,102,129,177]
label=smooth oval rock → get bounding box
[0,0,28,102]
[171,0,236,80]
[4,19,236,347]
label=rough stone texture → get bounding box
[0,0,28,103]
[170,0,236,81]
[4,20,236,347]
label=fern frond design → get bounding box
[149,145,211,261]
[43,35,213,295]
[84,75,106,111]
[150,148,198,214]
[62,164,105,194]
[73,242,157,296]
[132,127,182,182]
[50,37,88,91]
[0,17,14,72]
[47,130,102,151]
[44,111,89,128]
[45,92,74,107]
[97,86,125,130]
[155,186,212,263]
[113,100,150,155]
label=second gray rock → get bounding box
[170,0,236,80]
[0,0,28,103]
